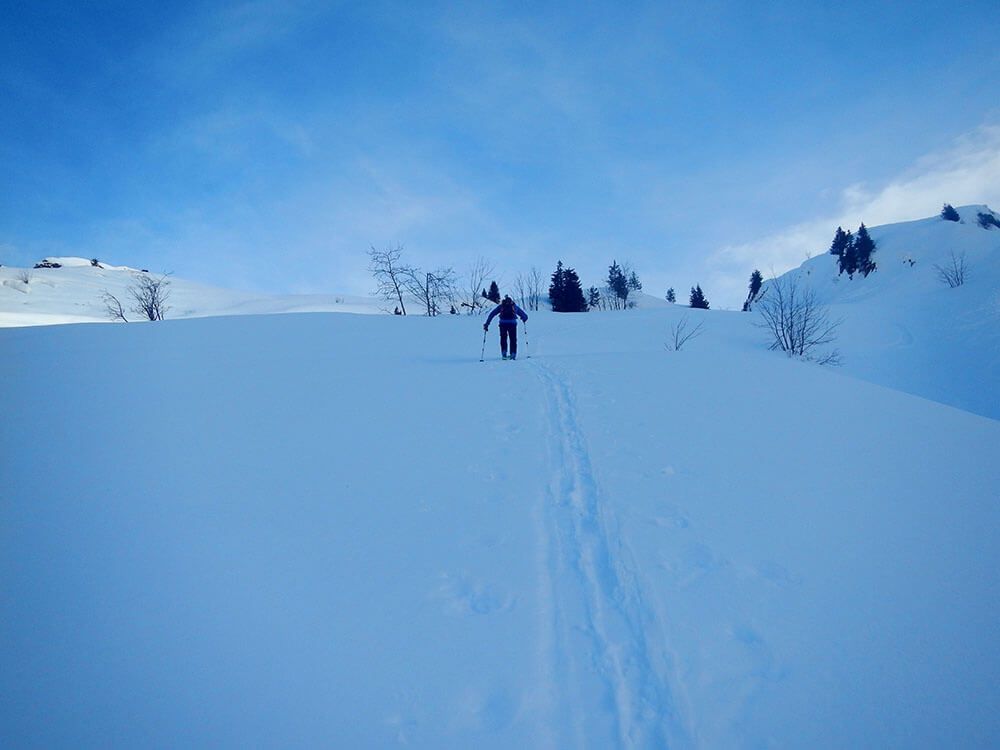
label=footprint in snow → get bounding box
[432,573,516,616]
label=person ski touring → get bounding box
[484,294,528,360]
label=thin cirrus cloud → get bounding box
[707,125,1000,306]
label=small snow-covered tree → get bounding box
[941,203,960,222]
[665,287,676,303]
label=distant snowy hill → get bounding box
[0,257,382,327]
[772,204,1000,418]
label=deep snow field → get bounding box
[2,206,999,748]
[3,305,999,749]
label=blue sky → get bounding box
[3,0,999,307]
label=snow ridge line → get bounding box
[534,363,680,748]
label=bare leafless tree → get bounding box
[461,257,494,314]
[756,275,841,364]
[512,273,531,310]
[528,266,545,311]
[16,270,32,285]
[129,272,172,321]
[665,315,705,351]
[405,267,457,317]
[102,290,129,322]
[368,244,414,315]
[933,251,968,288]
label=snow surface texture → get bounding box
[2,305,999,748]
[2,206,999,746]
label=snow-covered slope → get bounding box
[771,204,1000,418]
[2,308,998,748]
[0,257,381,326]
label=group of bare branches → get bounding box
[933,251,968,288]
[754,274,841,365]
[368,245,544,316]
[102,273,172,322]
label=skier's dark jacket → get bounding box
[486,299,528,327]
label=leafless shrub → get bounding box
[102,290,129,322]
[756,275,841,364]
[368,244,414,315]
[15,270,32,285]
[665,315,705,351]
[933,251,968,288]
[460,257,494,314]
[129,272,172,321]
[527,266,544,311]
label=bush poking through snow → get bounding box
[933,251,969,288]
[33,260,62,269]
[665,315,705,351]
[756,275,842,365]
[16,270,32,285]
[102,272,172,322]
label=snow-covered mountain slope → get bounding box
[2,309,998,748]
[0,257,382,326]
[770,204,1000,419]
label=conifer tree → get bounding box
[587,286,602,310]
[559,266,588,312]
[829,227,850,257]
[665,288,676,303]
[854,223,877,277]
[941,203,960,222]
[607,261,628,310]
[486,280,501,303]
[839,230,857,277]
[689,285,709,309]
[549,261,566,310]
[742,270,764,311]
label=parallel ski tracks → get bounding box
[532,362,685,749]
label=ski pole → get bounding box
[523,322,530,358]
[479,326,488,362]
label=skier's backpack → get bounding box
[501,298,515,320]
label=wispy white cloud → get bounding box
[707,124,1000,307]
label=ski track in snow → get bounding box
[533,362,687,748]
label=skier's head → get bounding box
[503,295,512,303]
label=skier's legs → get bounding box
[498,322,517,357]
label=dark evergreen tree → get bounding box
[689,285,709,309]
[548,261,566,309]
[607,261,629,309]
[559,267,588,312]
[665,288,676,303]
[941,203,960,222]
[829,226,850,257]
[855,223,877,277]
[839,230,857,277]
[627,271,642,292]
[977,211,1000,229]
[742,270,764,311]
[587,286,602,310]
[486,281,501,303]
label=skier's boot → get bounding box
[510,352,517,360]
[502,351,508,360]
